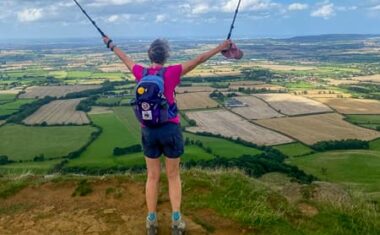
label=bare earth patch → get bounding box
[0,179,249,235]
[256,113,380,145]
[315,98,380,114]
[186,110,293,146]
[352,74,380,83]
[254,94,332,116]
[23,99,90,125]
[229,96,284,120]
[19,85,101,99]
[0,120,5,126]
[177,92,219,110]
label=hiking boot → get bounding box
[171,218,186,235]
[146,217,158,235]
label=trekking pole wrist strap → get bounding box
[106,39,113,48]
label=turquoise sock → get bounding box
[172,211,181,221]
[147,212,156,221]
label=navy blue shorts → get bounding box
[141,123,184,159]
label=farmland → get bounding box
[176,92,219,110]
[0,124,97,161]
[353,74,380,83]
[315,98,380,114]
[176,86,215,94]
[186,109,294,145]
[0,99,35,117]
[345,114,380,130]
[254,94,332,116]
[19,85,101,99]
[229,96,284,120]
[23,99,90,125]
[256,113,380,145]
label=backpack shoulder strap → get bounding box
[156,68,166,78]
[142,68,149,77]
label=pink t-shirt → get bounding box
[132,64,182,124]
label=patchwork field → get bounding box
[88,106,113,115]
[256,113,380,145]
[176,92,219,110]
[0,99,35,117]
[0,124,97,161]
[288,150,380,195]
[23,99,90,125]
[345,115,380,130]
[229,83,287,92]
[186,110,293,146]
[315,98,380,114]
[254,93,332,116]
[229,96,284,120]
[253,63,317,71]
[19,85,101,99]
[326,78,359,86]
[176,86,215,94]
[352,74,380,83]
[296,89,351,98]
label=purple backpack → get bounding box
[131,68,178,127]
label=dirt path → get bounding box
[0,178,250,235]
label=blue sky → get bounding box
[2,0,380,39]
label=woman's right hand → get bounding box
[103,36,111,45]
[219,39,232,51]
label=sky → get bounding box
[2,0,380,40]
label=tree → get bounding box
[0,155,9,165]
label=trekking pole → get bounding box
[73,0,106,37]
[227,0,242,40]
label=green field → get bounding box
[0,99,35,116]
[345,115,380,130]
[0,94,16,104]
[274,143,314,157]
[0,124,97,161]
[0,159,63,174]
[184,132,262,158]
[288,150,380,195]
[96,97,122,106]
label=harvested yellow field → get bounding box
[315,98,380,114]
[230,83,287,92]
[352,75,380,83]
[229,81,265,86]
[256,113,380,145]
[326,79,359,86]
[186,110,293,146]
[176,86,215,94]
[0,88,23,95]
[20,85,101,99]
[294,90,351,98]
[252,62,316,71]
[254,94,332,116]
[177,92,219,110]
[88,106,113,115]
[23,99,90,125]
[229,96,284,120]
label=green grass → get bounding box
[184,132,262,158]
[66,71,92,79]
[0,159,63,174]
[274,143,314,157]
[96,97,122,106]
[67,107,215,169]
[370,138,380,151]
[0,94,16,104]
[66,107,141,169]
[0,99,35,116]
[345,115,380,130]
[0,124,97,161]
[288,150,380,193]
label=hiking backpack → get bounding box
[131,68,178,127]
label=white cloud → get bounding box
[17,8,43,22]
[222,0,279,13]
[288,3,308,11]
[89,0,146,7]
[192,3,210,14]
[370,5,380,11]
[311,2,335,19]
[107,15,119,22]
[155,14,167,23]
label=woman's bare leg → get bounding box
[145,157,161,213]
[165,158,181,212]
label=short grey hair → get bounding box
[148,39,170,65]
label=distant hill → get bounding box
[284,34,380,43]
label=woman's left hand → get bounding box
[103,36,111,45]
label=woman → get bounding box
[103,36,232,234]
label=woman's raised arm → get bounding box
[181,39,232,76]
[103,36,135,72]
